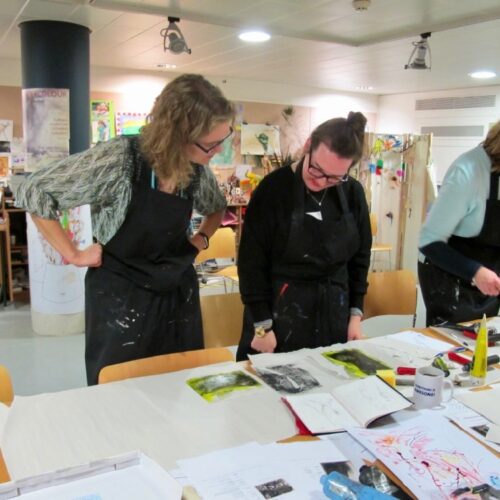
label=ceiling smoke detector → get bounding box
[352,0,371,11]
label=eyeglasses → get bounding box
[307,148,349,184]
[194,127,233,154]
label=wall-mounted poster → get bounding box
[116,112,147,136]
[91,100,115,144]
[0,120,13,142]
[240,123,281,156]
[22,88,69,172]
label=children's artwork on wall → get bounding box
[10,138,25,172]
[240,123,281,156]
[0,120,13,142]
[90,100,115,144]
[0,155,9,178]
[27,205,92,314]
[115,112,147,136]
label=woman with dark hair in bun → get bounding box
[236,112,372,360]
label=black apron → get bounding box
[237,163,360,360]
[85,138,203,385]
[418,172,500,326]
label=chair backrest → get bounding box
[0,365,14,406]
[98,347,234,384]
[369,213,377,238]
[201,293,244,347]
[363,270,417,320]
[195,227,236,264]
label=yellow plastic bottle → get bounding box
[470,314,488,386]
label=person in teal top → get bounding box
[418,121,500,326]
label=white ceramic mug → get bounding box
[413,365,454,409]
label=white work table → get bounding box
[0,331,499,496]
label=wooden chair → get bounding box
[369,213,393,271]
[98,347,234,384]
[363,269,417,320]
[0,364,14,406]
[195,227,238,291]
[201,293,244,348]
[0,365,13,483]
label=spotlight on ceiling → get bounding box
[238,30,271,42]
[469,70,497,79]
[161,17,191,55]
[404,32,431,70]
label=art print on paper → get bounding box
[255,478,293,498]
[255,364,320,394]
[240,124,281,156]
[187,370,261,402]
[322,349,391,377]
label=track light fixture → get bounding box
[161,17,191,55]
[405,32,431,70]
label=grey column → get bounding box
[20,20,90,153]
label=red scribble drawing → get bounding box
[349,415,500,500]
[372,427,482,497]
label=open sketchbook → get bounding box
[283,375,412,434]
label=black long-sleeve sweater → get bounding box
[237,165,372,323]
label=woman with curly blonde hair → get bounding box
[16,74,235,384]
[419,120,500,325]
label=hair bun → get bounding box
[347,111,367,135]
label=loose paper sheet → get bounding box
[178,440,346,499]
[1,363,296,480]
[486,423,500,445]
[389,330,455,354]
[455,384,500,425]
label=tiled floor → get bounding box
[0,279,427,397]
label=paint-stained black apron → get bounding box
[85,138,202,384]
[418,172,500,325]
[237,164,360,360]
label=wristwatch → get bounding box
[254,326,271,338]
[197,231,210,250]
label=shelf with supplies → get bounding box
[0,188,29,304]
[223,204,247,246]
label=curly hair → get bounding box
[483,120,500,173]
[310,111,367,166]
[140,74,235,187]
